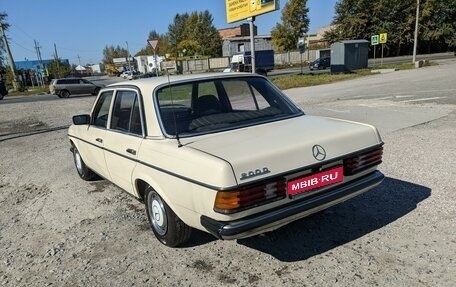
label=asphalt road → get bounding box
[1,53,454,105]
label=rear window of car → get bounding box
[155,76,302,137]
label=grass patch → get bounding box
[371,62,415,70]
[8,86,49,97]
[271,61,435,90]
[270,69,372,90]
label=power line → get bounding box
[10,39,35,53]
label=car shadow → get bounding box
[236,177,431,262]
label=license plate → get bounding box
[287,166,344,196]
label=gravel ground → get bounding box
[0,65,455,286]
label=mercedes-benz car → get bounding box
[68,73,384,247]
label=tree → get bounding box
[166,11,221,58]
[135,30,172,57]
[47,59,71,79]
[421,0,456,51]
[0,12,10,71]
[168,13,189,57]
[102,45,128,64]
[271,0,310,52]
[324,0,455,57]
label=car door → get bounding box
[80,79,95,94]
[77,90,114,180]
[103,88,144,194]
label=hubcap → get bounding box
[149,193,167,236]
[74,150,83,174]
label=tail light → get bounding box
[344,147,383,175]
[214,180,286,214]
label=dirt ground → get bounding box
[1,73,455,286]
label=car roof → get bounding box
[108,72,260,90]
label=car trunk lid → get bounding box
[185,115,381,185]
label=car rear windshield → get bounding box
[155,76,303,137]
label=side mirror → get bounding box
[73,114,90,125]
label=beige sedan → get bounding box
[68,73,384,247]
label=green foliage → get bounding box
[167,11,221,57]
[136,30,171,57]
[324,0,455,56]
[271,0,309,52]
[46,59,71,79]
[270,70,372,90]
[136,10,221,58]
[102,45,129,64]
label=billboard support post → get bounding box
[249,17,256,74]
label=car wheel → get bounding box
[60,90,70,98]
[92,88,100,96]
[72,145,96,181]
[145,187,192,247]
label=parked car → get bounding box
[49,78,104,98]
[310,56,331,70]
[68,73,384,247]
[120,71,133,80]
[0,79,8,100]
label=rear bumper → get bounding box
[201,171,384,240]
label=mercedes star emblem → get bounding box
[312,145,326,161]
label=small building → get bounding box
[136,55,165,74]
[15,59,70,73]
[330,40,369,73]
[218,23,257,40]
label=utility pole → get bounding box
[54,43,60,78]
[34,40,45,86]
[412,0,420,63]
[0,23,19,90]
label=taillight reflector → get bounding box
[344,147,383,175]
[214,180,286,213]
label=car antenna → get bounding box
[166,68,183,148]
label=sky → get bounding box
[2,0,337,65]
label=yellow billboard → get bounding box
[226,0,280,23]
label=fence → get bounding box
[161,50,320,74]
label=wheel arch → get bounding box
[133,176,195,229]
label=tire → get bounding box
[145,187,192,247]
[60,90,70,98]
[92,87,100,96]
[72,145,96,181]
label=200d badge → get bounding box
[240,167,271,180]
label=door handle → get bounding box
[96,138,103,143]
[126,148,136,155]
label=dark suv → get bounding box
[309,57,331,70]
[0,80,8,100]
[49,78,104,98]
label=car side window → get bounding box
[92,91,114,128]
[110,90,143,136]
[222,79,269,111]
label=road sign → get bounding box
[371,35,379,46]
[379,33,387,44]
[148,39,159,50]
